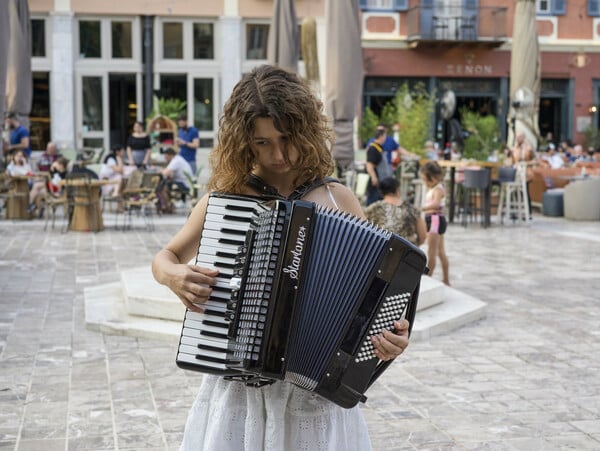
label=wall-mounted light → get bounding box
[589,104,598,114]
[571,48,590,68]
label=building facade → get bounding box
[26,0,600,152]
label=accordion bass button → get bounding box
[229,277,242,290]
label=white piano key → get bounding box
[180,334,228,351]
[179,344,228,360]
[186,310,228,325]
[177,352,228,370]
[204,217,252,232]
[184,319,227,335]
[208,196,262,210]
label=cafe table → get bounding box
[59,178,119,232]
[420,160,501,224]
[5,172,49,220]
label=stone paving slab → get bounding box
[1,213,599,450]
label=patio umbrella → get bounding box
[0,1,9,153]
[7,0,33,128]
[325,0,364,172]
[267,0,299,73]
[508,0,540,149]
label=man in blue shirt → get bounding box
[366,124,418,169]
[176,113,199,175]
[5,113,31,158]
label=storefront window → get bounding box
[112,21,132,59]
[79,21,101,58]
[31,19,46,58]
[246,24,269,60]
[193,23,214,59]
[194,78,213,131]
[30,72,51,151]
[163,22,183,59]
[159,74,187,107]
[82,76,103,131]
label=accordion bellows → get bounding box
[176,193,427,408]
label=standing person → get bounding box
[365,129,393,206]
[364,176,427,247]
[175,113,200,175]
[126,121,151,168]
[510,132,535,218]
[419,161,450,285]
[4,113,31,158]
[366,124,418,169]
[152,65,411,451]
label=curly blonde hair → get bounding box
[208,65,335,193]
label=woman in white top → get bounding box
[99,145,124,196]
[152,65,411,451]
[6,150,33,176]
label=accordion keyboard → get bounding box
[176,195,263,373]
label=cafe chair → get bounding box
[44,190,69,232]
[497,163,530,225]
[120,171,161,231]
[460,168,491,228]
[0,174,11,216]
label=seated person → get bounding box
[99,145,124,196]
[364,176,427,247]
[161,147,193,200]
[6,150,33,176]
[37,142,61,172]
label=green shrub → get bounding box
[461,108,500,161]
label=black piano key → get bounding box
[219,238,245,246]
[204,309,226,317]
[201,330,229,340]
[197,343,229,353]
[195,354,229,365]
[203,320,229,329]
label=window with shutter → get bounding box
[588,0,600,16]
[359,0,408,11]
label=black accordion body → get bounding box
[176,193,427,408]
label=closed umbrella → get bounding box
[267,0,299,73]
[0,1,10,153]
[508,0,540,149]
[325,0,364,172]
[6,0,32,128]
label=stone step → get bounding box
[122,267,185,322]
[411,285,487,340]
[84,282,180,343]
[85,268,485,343]
[120,267,445,322]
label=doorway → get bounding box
[109,73,137,149]
[538,97,562,144]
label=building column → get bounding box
[50,12,75,150]
[219,16,242,111]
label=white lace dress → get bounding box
[180,375,372,451]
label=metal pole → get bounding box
[143,16,154,121]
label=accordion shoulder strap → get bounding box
[245,174,342,201]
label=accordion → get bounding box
[176,193,427,408]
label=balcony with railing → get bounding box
[406,5,507,47]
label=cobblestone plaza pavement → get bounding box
[0,212,599,450]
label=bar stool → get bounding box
[497,162,530,224]
[460,168,490,227]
